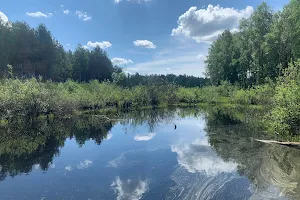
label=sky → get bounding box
[0,0,289,77]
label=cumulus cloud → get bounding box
[171,138,237,176]
[77,159,93,169]
[115,0,151,4]
[63,9,70,14]
[134,133,156,141]
[171,5,253,43]
[26,11,53,18]
[86,41,112,49]
[111,176,148,200]
[133,40,156,49]
[112,58,133,66]
[65,166,72,171]
[75,11,92,21]
[0,11,9,24]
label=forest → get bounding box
[1,0,300,137]
[0,19,207,87]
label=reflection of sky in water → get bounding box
[134,133,156,141]
[111,177,149,200]
[0,114,295,199]
[171,138,237,175]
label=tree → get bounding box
[205,2,278,86]
[282,0,300,60]
[51,42,72,81]
[248,2,273,84]
[72,46,89,82]
[10,21,37,65]
[205,30,237,84]
[88,46,113,81]
[0,18,12,76]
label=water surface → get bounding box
[1,108,300,200]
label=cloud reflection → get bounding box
[171,138,237,176]
[134,133,156,141]
[77,160,93,169]
[106,133,113,140]
[111,176,148,200]
[65,166,72,171]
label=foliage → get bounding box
[206,1,300,86]
[268,60,300,135]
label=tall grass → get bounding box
[2,69,300,138]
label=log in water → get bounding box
[255,139,300,146]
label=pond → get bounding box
[0,108,300,200]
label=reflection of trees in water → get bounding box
[119,107,203,133]
[0,116,114,182]
[71,116,114,146]
[205,112,300,199]
[0,107,203,182]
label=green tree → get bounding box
[34,24,55,76]
[51,42,72,81]
[205,30,237,84]
[72,46,89,82]
[10,22,37,65]
[88,46,114,81]
[0,19,12,76]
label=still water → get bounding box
[1,108,300,200]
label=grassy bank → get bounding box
[0,78,231,119]
[1,64,300,138]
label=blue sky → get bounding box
[0,0,289,77]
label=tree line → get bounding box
[0,20,206,87]
[205,0,300,86]
[0,20,115,82]
[113,72,208,87]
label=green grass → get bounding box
[2,75,300,138]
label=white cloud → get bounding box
[171,138,237,176]
[86,41,112,49]
[134,133,156,141]
[0,11,9,24]
[26,11,53,18]
[111,176,148,200]
[75,11,92,21]
[133,40,156,49]
[65,166,72,171]
[83,45,89,49]
[112,58,133,66]
[63,9,70,14]
[60,5,64,8]
[171,5,253,43]
[77,159,93,169]
[127,55,206,77]
[115,0,151,4]
[67,44,70,46]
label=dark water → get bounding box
[1,108,300,200]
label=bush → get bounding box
[268,62,300,135]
